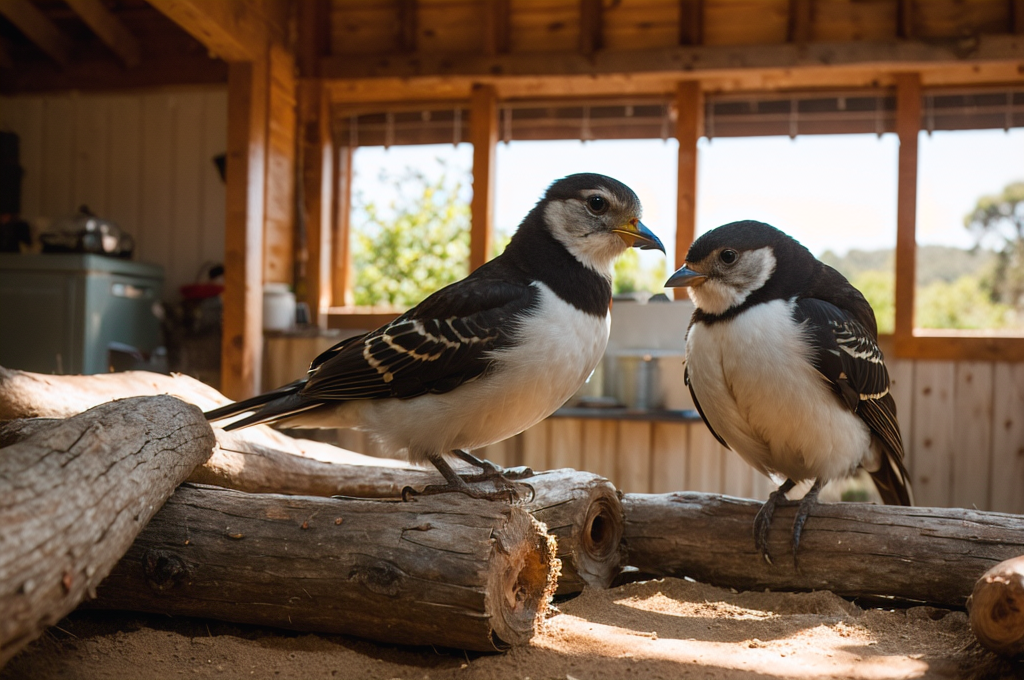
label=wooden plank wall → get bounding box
[334,356,1024,513]
[0,89,228,299]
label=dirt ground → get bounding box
[3,578,1019,680]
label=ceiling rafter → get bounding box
[65,0,142,68]
[0,0,72,66]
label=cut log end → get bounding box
[487,511,559,650]
[969,555,1024,658]
[574,488,625,588]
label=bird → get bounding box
[664,220,911,563]
[206,173,664,501]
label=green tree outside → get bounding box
[964,180,1024,310]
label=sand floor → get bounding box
[3,578,1018,680]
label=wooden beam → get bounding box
[398,0,417,53]
[469,84,497,272]
[298,82,334,326]
[580,0,603,56]
[894,72,921,341]
[788,0,812,44]
[297,0,330,77]
[222,59,269,400]
[1013,0,1024,34]
[484,0,510,56]
[64,0,141,68]
[320,35,1024,81]
[675,81,702,274]
[897,0,913,39]
[679,0,703,46]
[0,0,72,66]
[894,333,1024,362]
[332,145,354,307]
[145,0,273,62]
[0,37,13,70]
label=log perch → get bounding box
[89,484,558,652]
[0,396,215,665]
[622,492,1024,608]
[968,555,1024,657]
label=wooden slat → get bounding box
[787,0,812,43]
[887,357,915,472]
[549,418,583,470]
[40,96,75,222]
[483,0,510,55]
[331,145,354,307]
[675,80,702,274]
[72,95,109,217]
[298,82,334,325]
[65,0,142,68]
[910,360,956,508]
[679,0,703,45]
[720,440,756,499]
[1014,0,1024,34]
[200,91,228,272]
[169,93,206,297]
[702,0,788,46]
[897,0,914,39]
[651,422,688,494]
[146,0,274,62]
[139,94,173,287]
[580,419,617,481]
[893,73,920,340]
[468,83,496,271]
[951,361,994,510]
[579,0,602,55]
[686,423,723,494]
[0,0,72,65]
[106,95,142,244]
[398,0,417,53]
[520,420,550,472]
[297,0,330,76]
[990,362,1024,514]
[617,421,652,493]
[222,59,269,400]
[893,334,1024,363]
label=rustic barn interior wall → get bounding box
[0,89,228,299]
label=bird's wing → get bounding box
[794,298,911,503]
[301,276,536,401]
[685,363,732,450]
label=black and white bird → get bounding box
[665,220,911,562]
[206,173,664,501]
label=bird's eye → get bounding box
[720,249,738,265]
[586,195,608,214]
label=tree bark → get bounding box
[89,483,558,652]
[622,492,1024,608]
[968,555,1024,657]
[0,396,215,666]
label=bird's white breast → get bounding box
[686,298,873,483]
[354,282,610,462]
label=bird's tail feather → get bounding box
[868,451,913,506]
[204,379,310,430]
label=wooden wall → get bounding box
[0,89,228,299]
[334,356,1024,514]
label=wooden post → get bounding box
[469,84,497,271]
[262,43,296,286]
[298,81,334,325]
[222,58,269,400]
[296,0,329,77]
[675,81,703,273]
[894,73,921,350]
[332,143,354,307]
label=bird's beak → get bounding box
[665,265,707,288]
[612,219,665,253]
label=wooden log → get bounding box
[621,492,1024,608]
[968,555,1024,657]
[89,484,558,652]
[0,396,215,666]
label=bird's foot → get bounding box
[790,479,824,568]
[402,451,535,503]
[753,478,797,565]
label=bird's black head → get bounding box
[512,173,664,277]
[665,220,816,315]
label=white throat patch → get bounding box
[688,247,777,315]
